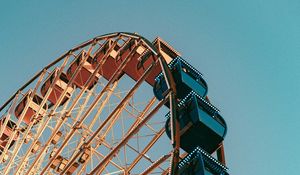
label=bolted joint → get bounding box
[73,122,82,129]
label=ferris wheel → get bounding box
[0,32,229,175]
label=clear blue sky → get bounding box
[0,1,300,174]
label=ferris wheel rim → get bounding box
[0,32,177,175]
[0,32,159,112]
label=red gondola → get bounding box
[14,90,48,125]
[119,39,147,81]
[67,50,100,90]
[137,38,180,86]
[41,69,73,106]
[93,40,123,81]
[0,118,18,152]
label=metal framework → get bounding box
[0,32,228,175]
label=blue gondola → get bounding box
[177,147,229,175]
[153,57,208,101]
[165,91,227,154]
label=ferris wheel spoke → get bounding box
[2,69,49,174]
[24,93,73,174]
[13,98,73,175]
[126,127,165,173]
[56,90,118,170]
[0,32,228,175]
[88,97,167,175]
[140,153,171,175]
[0,92,20,154]
[62,84,157,174]
[18,42,104,174]
[39,36,142,174]
[65,51,158,175]
[88,81,119,130]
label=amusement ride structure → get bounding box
[0,32,229,175]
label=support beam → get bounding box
[13,55,72,175]
[25,36,123,174]
[23,39,104,174]
[67,97,156,175]
[157,40,180,175]
[1,69,48,174]
[39,37,141,175]
[126,128,165,173]
[88,97,167,175]
[140,154,171,175]
[217,143,226,165]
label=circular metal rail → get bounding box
[0,32,228,175]
[0,32,181,175]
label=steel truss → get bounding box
[0,32,227,175]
